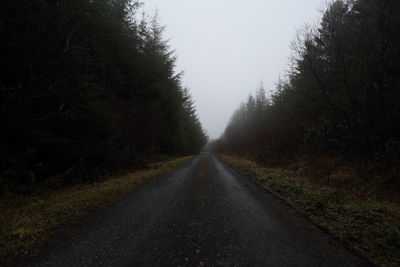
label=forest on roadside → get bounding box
[0,0,207,196]
[210,0,400,186]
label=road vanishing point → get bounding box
[36,154,366,267]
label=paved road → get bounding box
[36,154,366,266]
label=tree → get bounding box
[211,0,400,168]
[0,0,207,195]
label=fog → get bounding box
[143,0,324,139]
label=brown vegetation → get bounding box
[0,156,193,264]
[219,154,400,266]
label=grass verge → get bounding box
[219,154,400,267]
[0,156,194,263]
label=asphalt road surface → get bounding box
[35,154,366,267]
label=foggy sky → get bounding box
[143,0,324,139]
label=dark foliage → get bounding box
[0,0,207,195]
[211,0,400,169]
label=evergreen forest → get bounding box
[0,0,207,195]
[211,0,400,180]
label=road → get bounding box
[35,154,366,266]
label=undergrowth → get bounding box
[219,154,400,267]
[0,156,193,263]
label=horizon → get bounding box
[143,0,324,138]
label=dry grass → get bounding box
[219,154,400,267]
[0,156,193,262]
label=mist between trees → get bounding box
[210,0,400,173]
[0,1,208,196]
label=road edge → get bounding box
[0,156,197,266]
[214,154,376,267]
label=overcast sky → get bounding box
[143,0,324,139]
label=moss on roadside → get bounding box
[219,154,400,267]
[0,156,194,262]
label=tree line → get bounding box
[0,0,207,195]
[211,0,400,171]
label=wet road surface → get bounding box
[36,154,366,266]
